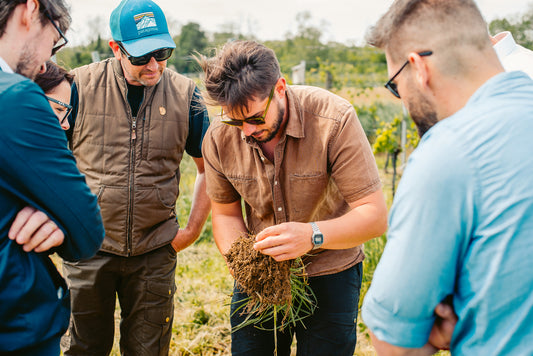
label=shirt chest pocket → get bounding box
[287,172,329,221]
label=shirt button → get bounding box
[278,207,282,212]
[261,157,265,161]
[274,181,278,185]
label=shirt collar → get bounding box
[284,86,305,139]
[0,56,14,73]
[493,31,517,61]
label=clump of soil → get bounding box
[225,233,293,314]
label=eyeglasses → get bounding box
[46,95,72,126]
[220,86,275,126]
[43,11,68,56]
[385,51,433,98]
[117,42,174,66]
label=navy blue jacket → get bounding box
[0,70,105,352]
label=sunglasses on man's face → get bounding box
[117,42,174,66]
[220,86,275,126]
[385,51,433,98]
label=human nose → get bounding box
[61,120,70,130]
[39,63,47,74]
[145,56,159,70]
[241,122,256,136]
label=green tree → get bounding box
[171,22,208,73]
[489,3,533,49]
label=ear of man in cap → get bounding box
[110,0,175,57]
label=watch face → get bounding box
[313,233,323,247]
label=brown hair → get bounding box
[0,0,71,38]
[34,60,73,94]
[366,0,491,66]
[195,40,281,116]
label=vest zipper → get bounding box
[127,117,137,256]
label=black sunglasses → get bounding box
[117,42,174,66]
[46,95,72,125]
[43,11,68,56]
[385,51,433,98]
[220,86,275,126]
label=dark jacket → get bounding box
[0,70,105,352]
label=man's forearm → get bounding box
[171,170,211,252]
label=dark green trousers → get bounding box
[61,244,177,356]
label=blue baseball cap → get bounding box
[110,0,176,57]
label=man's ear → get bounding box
[21,0,40,30]
[274,77,287,98]
[408,52,431,90]
[109,40,122,60]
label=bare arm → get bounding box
[211,200,247,258]
[171,156,211,252]
[369,330,437,356]
[368,299,457,355]
[8,206,64,252]
[254,188,388,261]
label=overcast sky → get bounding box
[65,0,532,47]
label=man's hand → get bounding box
[253,222,313,261]
[8,206,64,252]
[428,298,458,350]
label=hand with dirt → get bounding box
[253,222,313,261]
[8,206,64,252]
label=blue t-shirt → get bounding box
[362,72,533,355]
[0,71,104,351]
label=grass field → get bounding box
[72,88,448,355]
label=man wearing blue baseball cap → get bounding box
[58,0,212,354]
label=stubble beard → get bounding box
[406,91,439,138]
[15,45,41,80]
[250,106,285,143]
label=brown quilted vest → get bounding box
[71,58,195,256]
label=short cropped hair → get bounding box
[0,0,71,38]
[196,40,282,116]
[366,0,490,65]
[34,60,74,94]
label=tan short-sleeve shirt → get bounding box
[202,85,381,276]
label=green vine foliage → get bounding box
[373,116,402,155]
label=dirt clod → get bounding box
[225,234,293,314]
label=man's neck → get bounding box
[0,55,14,73]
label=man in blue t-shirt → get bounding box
[361,0,533,355]
[0,0,105,354]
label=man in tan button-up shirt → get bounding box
[198,40,387,356]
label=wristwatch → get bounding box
[309,222,324,250]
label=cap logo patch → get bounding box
[134,12,157,33]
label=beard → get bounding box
[15,45,41,80]
[249,105,285,143]
[405,91,439,137]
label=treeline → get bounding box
[56,8,533,90]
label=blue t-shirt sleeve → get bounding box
[185,86,210,158]
[0,78,104,261]
[361,133,474,348]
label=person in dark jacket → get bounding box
[0,1,105,354]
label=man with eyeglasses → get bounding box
[55,0,211,354]
[196,40,388,355]
[0,0,105,354]
[361,0,533,355]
